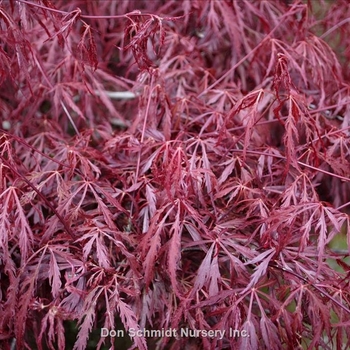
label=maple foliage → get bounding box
[0,0,350,349]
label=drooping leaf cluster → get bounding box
[0,1,350,349]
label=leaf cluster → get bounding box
[0,1,350,349]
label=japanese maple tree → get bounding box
[0,0,350,349]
